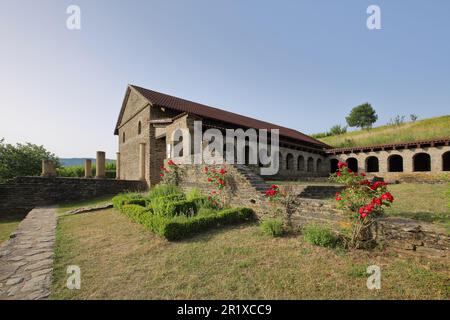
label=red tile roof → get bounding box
[118,85,329,149]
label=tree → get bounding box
[329,124,347,136]
[0,138,59,183]
[346,103,378,129]
[410,114,418,122]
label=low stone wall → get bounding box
[287,196,449,253]
[0,176,147,215]
[177,164,274,217]
[367,172,450,184]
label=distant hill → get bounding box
[59,158,115,167]
[318,115,450,148]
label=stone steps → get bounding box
[232,164,270,194]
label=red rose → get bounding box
[338,161,347,169]
[160,173,164,177]
[371,197,382,206]
[336,172,342,177]
[204,167,208,173]
[167,159,175,166]
[219,168,226,175]
[207,178,212,182]
[271,184,278,189]
[381,192,394,202]
[361,172,366,177]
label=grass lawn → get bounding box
[318,115,450,148]
[385,183,449,229]
[51,208,449,300]
[57,195,115,215]
[0,212,28,245]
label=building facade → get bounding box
[115,85,450,185]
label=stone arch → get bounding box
[330,159,339,173]
[442,151,450,171]
[388,154,403,172]
[346,157,358,172]
[297,155,305,171]
[316,158,322,172]
[138,121,142,135]
[307,157,314,172]
[286,153,294,170]
[366,156,379,172]
[413,152,431,172]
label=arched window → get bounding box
[138,121,142,135]
[278,152,283,169]
[286,154,294,170]
[388,155,403,172]
[347,157,358,172]
[330,159,339,173]
[307,157,314,172]
[316,159,322,172]
[122,132,126,143]
[297,155,305,171]
[443,151,450,171]
[366,156,379,172]
[413,153,431,172]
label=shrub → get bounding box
[303,224,339,248]
[186,188,203,201]
[148,184,182,200]
[161,207,254,241]
[112,193,145,210]
[259,218,284,237]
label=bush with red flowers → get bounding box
[203,166,228,209]
[160,159,180,186]
[330,161,394,248]
[265,184,281,202]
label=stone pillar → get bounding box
[41,160,56,177]
[116,152,121,180]
[139,143,146,181]
[84,159,92,178]
[96,151,106,179]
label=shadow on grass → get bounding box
[173,221,259,244]
[388,211,449,224]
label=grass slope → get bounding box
[319,115,450,148]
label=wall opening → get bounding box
[138,121,142,135]
[413,153,431,172]
[366,156,379,172]
[286,154,294,170]
[330,159,339,173]
[442,151,450,171]
[122,132,126,143]
[297,155,305,171]
[316,159,322,172]
[347,157,358,172]
[307,157,314,172]
[388,155,403,172]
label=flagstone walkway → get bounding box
[0,207,57,300]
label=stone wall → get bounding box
[0,176,147,215]
[329,145,450,177]
[177,164,274,217]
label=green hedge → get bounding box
[161,207,254,241]
[112,193,145,210]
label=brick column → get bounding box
[96,151,106,179]
[139,143,146,181]
[84,159,92,178]
[116,152,121,180]
[41,160,56,177]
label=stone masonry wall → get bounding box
[0,176,147,215]
[177,164,275,217]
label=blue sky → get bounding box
[1,0,449,157]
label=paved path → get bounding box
[0,207,57,300]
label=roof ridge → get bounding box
[127,84,330,148]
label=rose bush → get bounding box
[160,159,180,186]
[330,161,394,248]
[203,166,228,209]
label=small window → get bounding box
[138,121,142,135]
[122,132,126,143]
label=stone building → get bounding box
[114,84,450,186]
